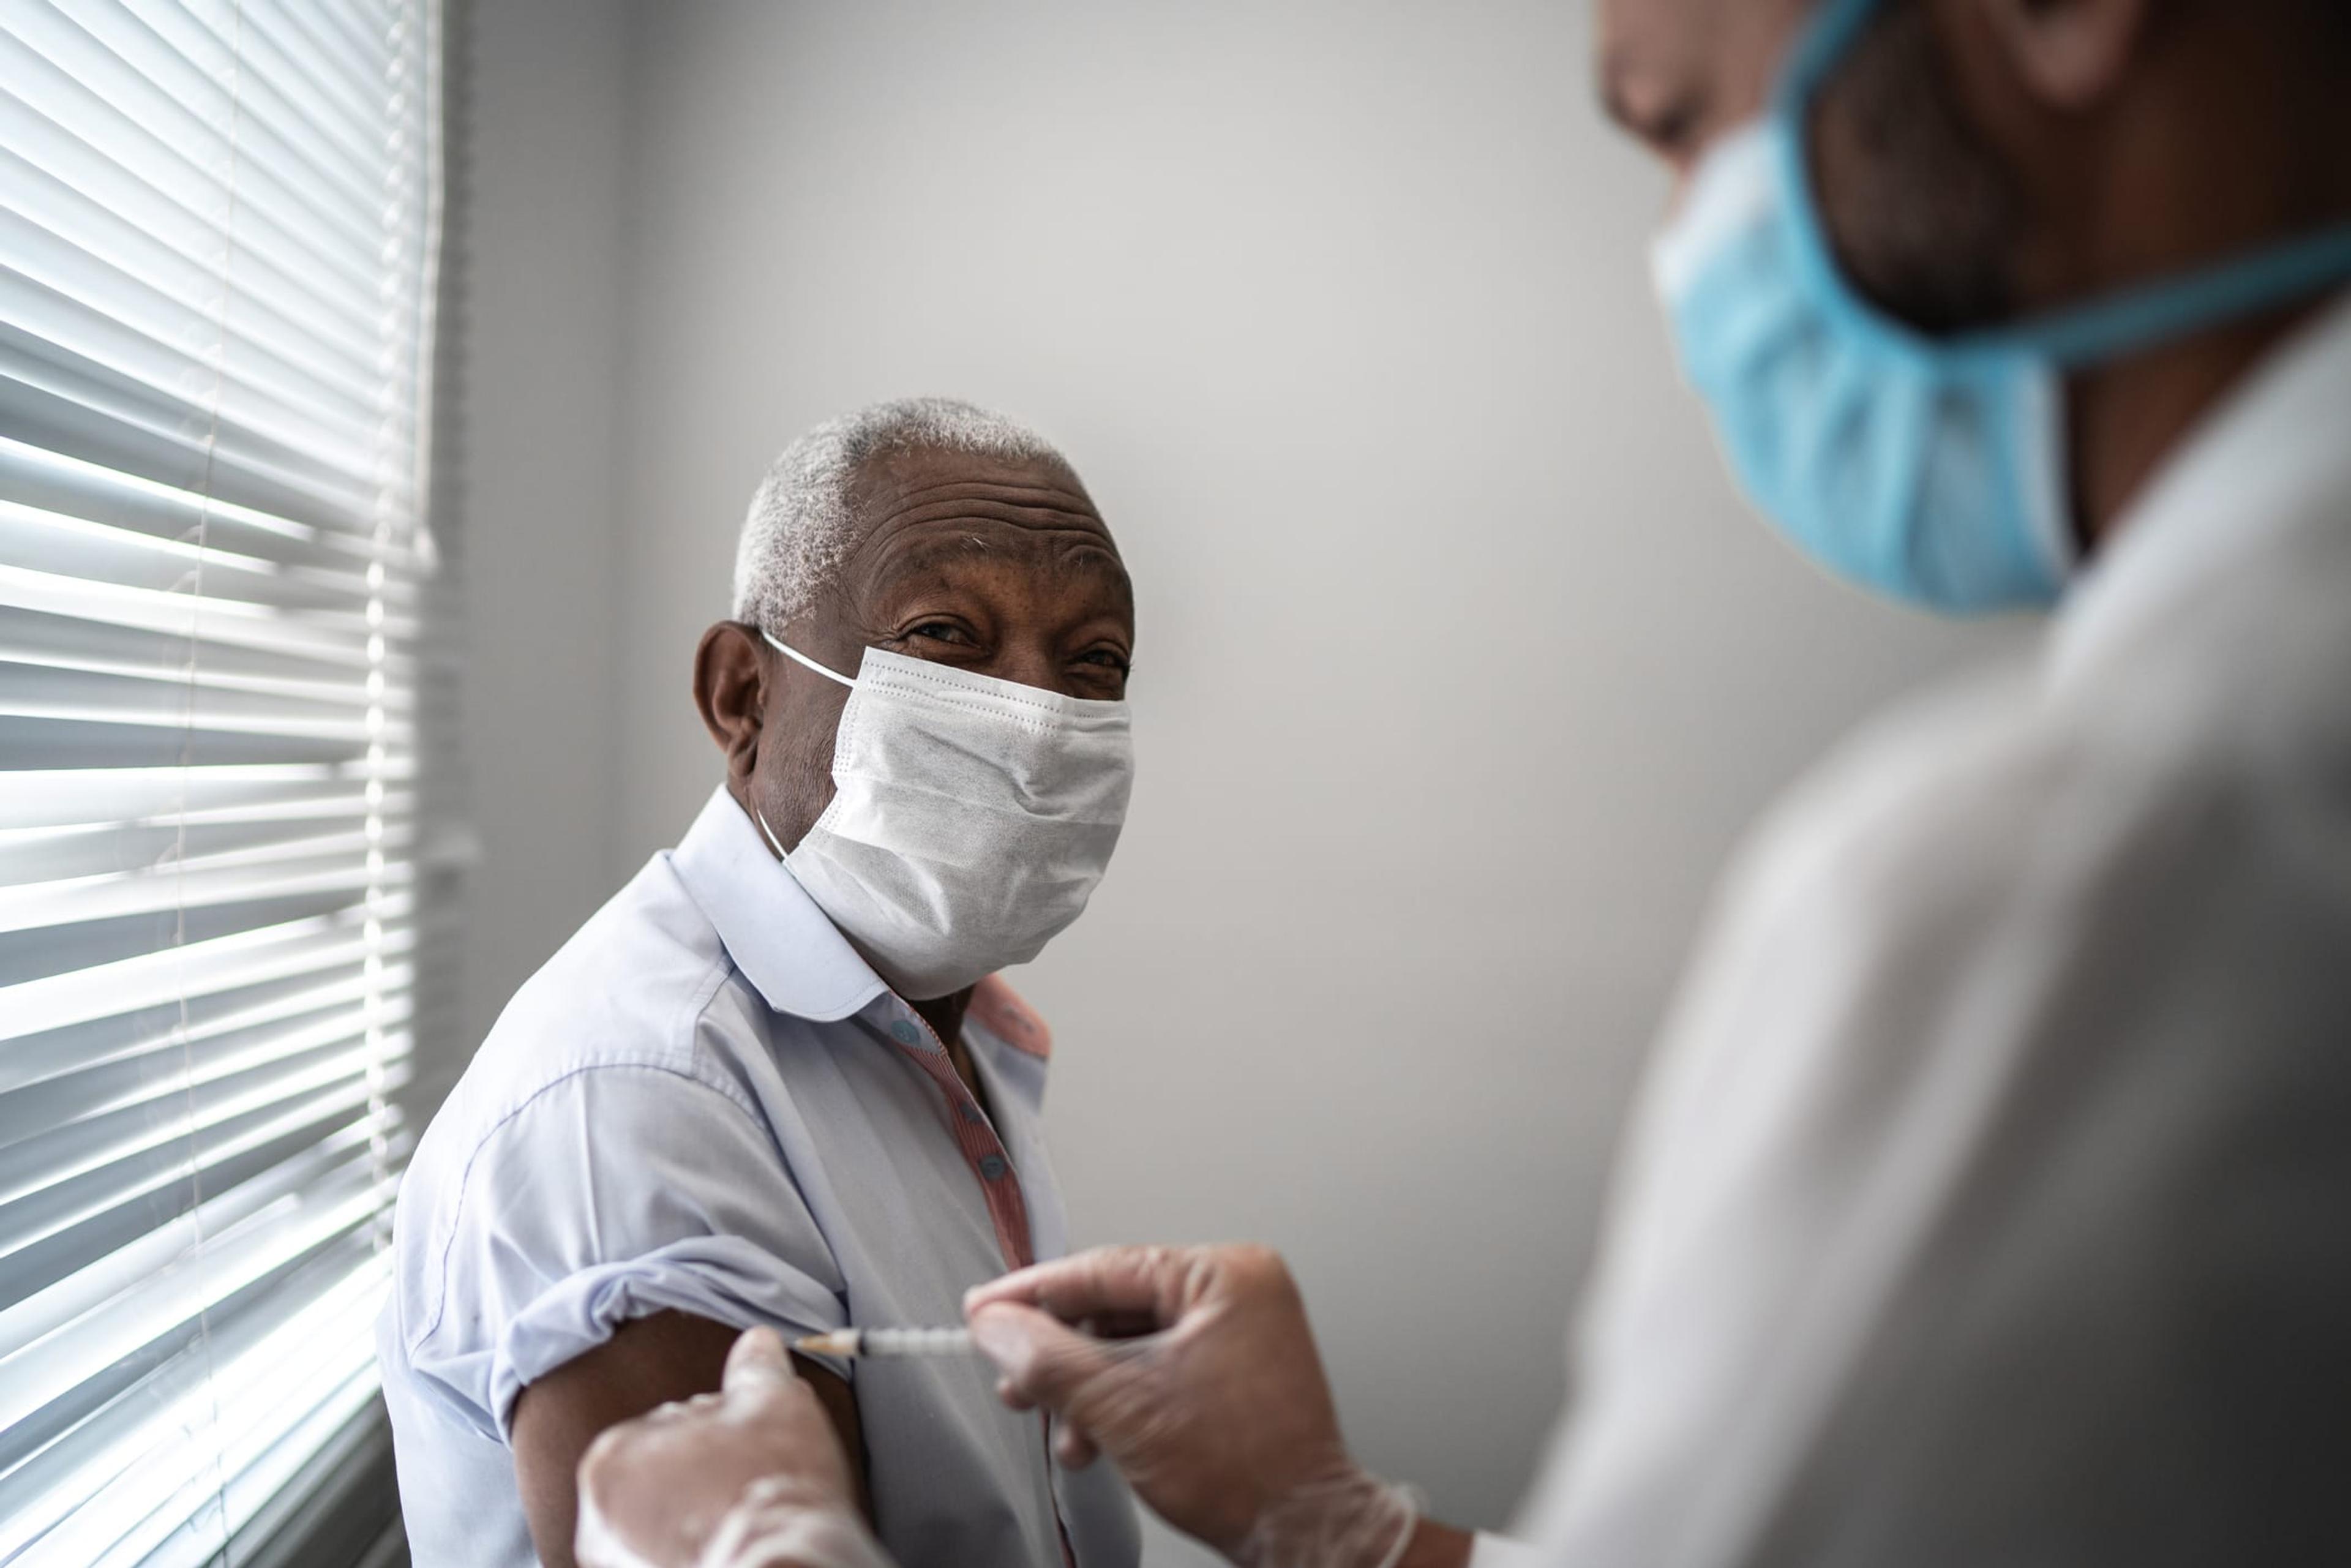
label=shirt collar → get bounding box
[2050,288,2351,689]
[666,786,887,1022]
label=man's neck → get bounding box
[912,992,970,1051]
[2033,4,2351,552]
[913,991,988,1105]
[2070,293,2339,549]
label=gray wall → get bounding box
[460,0,2016,1544]
[457,0,631,1049]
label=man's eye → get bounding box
[909,621,969,645]
[1078,648,1131,675]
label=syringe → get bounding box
[792,1326,975,1359]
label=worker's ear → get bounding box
[1964,0,2152,110]
[692,621,768,788]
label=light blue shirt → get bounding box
[377,786,1138,1568]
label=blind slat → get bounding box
[0,618,421,711]
[0,798,413,876]
[0,507,424,617]
[1,894,392,1038]
[0,264,399,470]
[0,849,416,938]
[96,1,399,212]
[0,435,435,577]
[0,948,409,1099]
[0,986,407,1151]
[1,16,410,277]
[1,328,417,523]
[0,1126,372,1418]
[0,230,386,430]
[0,1063,401,1308]
[0,765,405,831]
[0,70,399,311]
[0,0,443,1556]
[0,1180,397,1563]
[0,1144,386,1431]
[0,811,415,883]
[0,664,409,743]
[0,127,383,351]
[0,560,413,664]
[3,1244,387,1567]
[0,359,413,541]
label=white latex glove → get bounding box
[574,1327,892,1568]
[967,1244,1420,1568]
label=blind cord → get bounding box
[171,1,248,1557]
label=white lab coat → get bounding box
[1491,294,2351,1566]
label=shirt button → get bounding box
[889,1019,921,1045]
[957,1103,986,1124]
[978,1154,1009,1180]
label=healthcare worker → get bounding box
[574,0,2351,1564]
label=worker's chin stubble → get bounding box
[1810,2,2020,336]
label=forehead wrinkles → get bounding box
[847,481,1127,606]
[852,459,1117,552]
[862,471,1108,533]
[876,528,1132,602]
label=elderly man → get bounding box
[576,1,2351,1566]
[377,397,1142,1568]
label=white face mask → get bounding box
[756,631,1133,1000]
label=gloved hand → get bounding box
[574,1327,891,1568]
[966,1244,1423,1568]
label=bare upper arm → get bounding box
[510,1310,867,1568]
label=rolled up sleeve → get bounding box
[403,1063,850,1438]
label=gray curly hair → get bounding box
[732,396,1069,630]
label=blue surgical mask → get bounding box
[1653,0,2351,613]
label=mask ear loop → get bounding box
[752,629,858,861]
[752,805,790,860]
[762,628,858,688]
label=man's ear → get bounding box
[1967,0,2152,110]
[692,622,768,787]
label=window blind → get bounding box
[0,2,445,1563]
